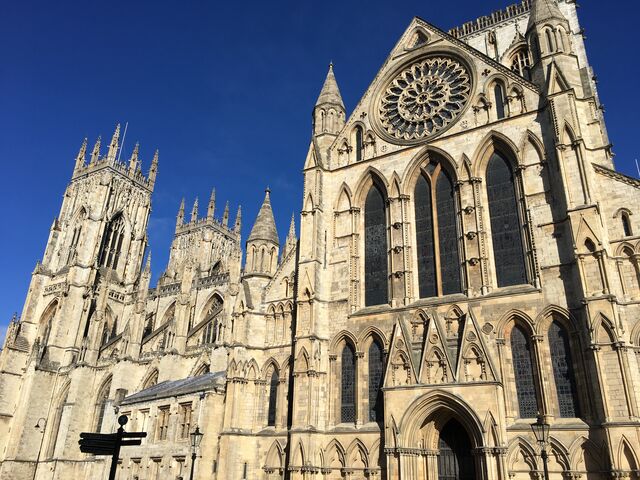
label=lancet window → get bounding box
[494,82,506,119]
[368,339,385,422]
[98,214,125,269]
[510,48,531,79]
[94,378,112,431]
[341,343,356,423]
[355,126,364,162]
[267,370,279,426]
[548,321,580,418]
[510,325,538,418]
[486,152,527,287]
[364,183,389,306]
[414,158,461,298]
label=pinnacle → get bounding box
[315,63,345,109]
[248,189,279,246]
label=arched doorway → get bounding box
[437,418,475,480]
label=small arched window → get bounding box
[94,378,112,431]
[494,82,506,119]
[622,212,633,237]
[510,48,531,79]
[368,339,385,422]
[98,214,125,269]
[267,370,279,426]
[355,126,364,162]
[511,325,539,418]
[486,152,527,287]
[341,343,356,423]
[364,183,388,306]
[545,28,556,53]
[548,321,580,418]
[414,159,461,298]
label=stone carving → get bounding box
[379,56,471,141]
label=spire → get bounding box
[191,197,199,222]
[222,201,230,226]
[283,212,297,258]
[148,149,158,188]
[248,189,279,246]
[176,198,185,228]
[234,205,242,232]
[144,251,152,273]
[315,63,345,109]
[107,123,121,161]
[527,0,566,30]
[90,136,101,164]
[74,137,87,172]
[128,142,140,174]
[207,188,216,220]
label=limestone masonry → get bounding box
[2,1,640,479]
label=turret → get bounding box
[313,63,346,153]
[90,136,101,165]
[128,142,140,174]
[222,201,229,227]
[234,205,242,232]
[148,150,158,189]
[245,189,279,277]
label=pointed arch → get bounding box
[296,347,310,373]
[98,212,127,269]
[141,368,159,390]
[363,176,389,306]
[509,322,539,418]
[346,438,369,469]
[45,380,71,458]
[334,183,353,212]
[506,436,539,473]
[340,341,357,423]
[325,439,346,470]
[618,436,639,471]
[265,440,284,470]
[93,375,113,432]
[367,335,385,422]
[353,166,389,206]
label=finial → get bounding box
[287,212,296,239]
[207,188,216,220]
[90,136,101,164]
[148,149,159,188]
[222,201,230,226]
[191,197,199,222]
[234,205,242,232]
[144,250,152,272]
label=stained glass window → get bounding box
[364,184,388,306]
[436,170,461,295]
[355,126,364,162]
[415,175,436,298]
[368,340,384,422]
[341,343,356,423]
[511,325,538,418]
[415,161,461,298]
[549,321,580,418]
[98,214,125,269]
[486,152,527,287]
[267,370,279,426]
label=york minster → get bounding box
[1,0,639,478]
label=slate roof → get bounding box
[121,371,225,405]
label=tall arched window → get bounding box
[486,152,527,287]
[511,325,538,418]
[364,183,388,306]
[415,160,462,298]
[94,378,112,431]
[548,321,580,418]
[267,370,279,426]
[368,339,385,422]
[494,83,506,119]
[355,126,364,162]
[545,28,555,53]
[341,343,356,423]
[98,214,125,269]
[46,384,70,458]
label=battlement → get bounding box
[175,215,241,241]
[448,0,531,38]
[72,155,154,190]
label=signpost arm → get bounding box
[108,416,127,480]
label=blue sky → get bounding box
[0,0,638,334]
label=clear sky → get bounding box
[1,0,638,338]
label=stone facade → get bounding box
[2,1,640,479]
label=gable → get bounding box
[328,17,541,167]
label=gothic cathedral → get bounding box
[2,1,640,479]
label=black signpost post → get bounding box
[78,415,147,480]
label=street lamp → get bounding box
[531,413,550,480]
[189,426,204,480]
[32,418,47,480]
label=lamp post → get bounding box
[32,417,47,480]
[189,426,204,480]
[531,414,550,480]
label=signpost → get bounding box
[78,415,146,480]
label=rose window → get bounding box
[379,56,471,141]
